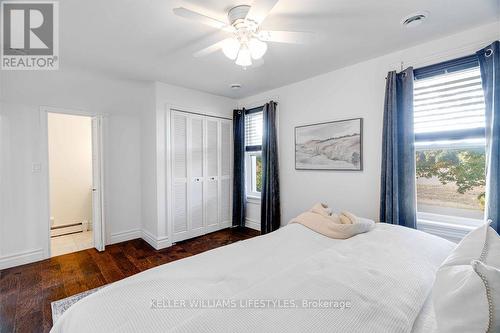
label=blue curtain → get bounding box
[232,109,246,227]
[261,101,281,234]
[380,68,417,228]
[477,41,500,232]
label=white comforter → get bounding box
[51,223,454,333]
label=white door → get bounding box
[220,119,233,227]
[189,115,205,238]
[170,111,232,242]
[91,116,105,251]
[171,112,189,242]
[204,118,219,232]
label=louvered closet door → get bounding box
[171,112,189,241]
[189,115,205,238]
[170,111,232,242]
[220,119,233,227]
[204,118,219,232]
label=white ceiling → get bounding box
[60,0,499,98]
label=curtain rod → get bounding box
[389,38,494,74]
[385,51,480,80]
[240,101,278,115]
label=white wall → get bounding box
[140,82,236,249]
[48,113,93,228]
[238,22,500,228]
[1,21,497,269]
[0,67,148,268]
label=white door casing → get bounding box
[91,115,105,252]
[40,107,106,258]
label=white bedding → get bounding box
[51,223,454,333]
[411,292,438,333]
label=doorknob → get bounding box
[92,188,97,191]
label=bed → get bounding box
[50,222,453,333]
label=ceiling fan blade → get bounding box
[193,39,229,58]
[173,7,228,30]
[258,30,315,44]
[246,0,279,25]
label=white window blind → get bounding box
[414,67,485,135]
[245,111,263,148]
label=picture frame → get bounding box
[295,118,363,171]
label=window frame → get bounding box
[413,54,479,80]
[244,105,264,200]
[245,150,262,199]
[413,55,486,239]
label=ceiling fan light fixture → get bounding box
[174,2,315,67]
[222,38,240,60]
[248,38,268,60]
[236,44,252,67]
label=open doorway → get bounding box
[45,111,104,257]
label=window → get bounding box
[244,107,263,198]
[245,111,263,150]
[413,56,486,230]
[246,152,262,197]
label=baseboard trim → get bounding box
[109,229,142,245]
[245,218,261,231]
[156,236,170,249]
[141,229,157,248]
[141,229,170,250]
[0,248,45,270]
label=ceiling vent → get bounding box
[402,12,428,28]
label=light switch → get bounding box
[32,163,42,173]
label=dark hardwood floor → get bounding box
[0,227,260,333]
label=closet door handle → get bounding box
[209,177,216,181]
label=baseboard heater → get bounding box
[51,222,87,237]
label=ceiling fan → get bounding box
[173,0,314,68]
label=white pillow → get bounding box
[432,222,500,333]
[433,263,489,332]
[473,260,500,331]
[442,222,500,268]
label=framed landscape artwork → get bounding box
[295,118,363,171]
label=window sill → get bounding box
[246,195,261,204]
[417,212,483,243]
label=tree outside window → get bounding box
[256,155,262,192]
[416,147,485,218]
